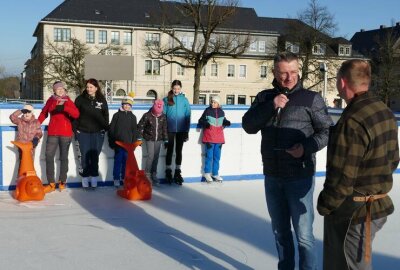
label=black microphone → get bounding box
[275,88,289,125]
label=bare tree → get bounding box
[370,25,400,105]
[30,37,126,95]
[145,0,251,104]
[285,0,339,90]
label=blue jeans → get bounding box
[113,147,127,180]
[264,176,316,270]
[204,143,222,175]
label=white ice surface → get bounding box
[0,178,399,270]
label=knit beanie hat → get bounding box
[211,95,221,105]
[151,99,164,116]
[121,92,135,106]
[53,81,65,92]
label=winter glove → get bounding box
[223,120,231,127]
[204,122,211,129]
[164,141,169,149]
[21,109,31,114]
[32,137,39,148]
[55,104,64,112]
[182,132,189,142]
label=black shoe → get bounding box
[174,169,184,185]
[165,169,173,184]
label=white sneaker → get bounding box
[212,175,223,182]
[82,177,89,188]
[113,180,120,187]
[91,176,98,188]
[203,173,213,183]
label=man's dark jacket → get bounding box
[242,80,332,178]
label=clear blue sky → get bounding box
[1,0,399,76]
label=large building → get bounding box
[22,0,359,106]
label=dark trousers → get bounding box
[166,132,185,166]
[113,147,127,180]
[45,135,72,183]
[76,131,104,177]
[323,215,387,270]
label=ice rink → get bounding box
[1,177,399,270]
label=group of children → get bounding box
[10,79,231,189]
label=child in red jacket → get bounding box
[197,96,230,183]
[38,81,80,192]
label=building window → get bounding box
[238,95,246,105]
[260,65,267,78]
[111,31,120,45]
[99,30,107,44]
[286,42,299,53]
[211,63,218,77]
[198,94,206,105]
[86,29,95,44]
[312,44,325,55]
[239,65,246,78]
[54,28,71,42]
[177,65,185,76]
[146,89,157,99]
[145,33,160,46]
[226,95,235,105]
[249,41,257,52]
[258,41,266,52]
[338,45,351,56]
[145,60,160,75]
[115,89,126,96]
[123,32,132,45]
[227,64,235,77]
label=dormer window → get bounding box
[312,44,325,55]
[338,45,351,56]
[286,42,299,53]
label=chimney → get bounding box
[360,29,365,32]
[396,22,400,27]
[380,25,386,29]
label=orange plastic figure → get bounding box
[116,140,152,200]
[12,141,46,202]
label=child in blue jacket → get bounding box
[163,80,191,185]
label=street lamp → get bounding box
[319,62,328,105]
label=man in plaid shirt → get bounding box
[317,59,399,270]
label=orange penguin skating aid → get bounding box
[12,141,46,202]
[116,140,152,200]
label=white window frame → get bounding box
[227,64,235,78]
[98,30,107,44]
[286,42,299,53]
[211,63,218,77]
[145,33,160,46]
[258,41,266,52]
[339,45,351,56]
[260,65,267,78]
[111,31,120,45]
[201,65,206,77]
[249,41,257,52]
[123,32,132,45]
[145,60,160,75]
[177,65,185,76]
[239,65,247,78]
[312,44,325,55]
[86,29,95,44]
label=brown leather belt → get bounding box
[353,193,387,263]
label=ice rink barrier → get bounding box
[0,103,398,190]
